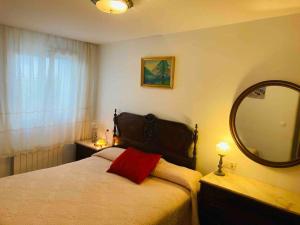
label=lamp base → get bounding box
[214,170,225,176]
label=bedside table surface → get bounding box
[201,172,300,216]
[75,140,104,151]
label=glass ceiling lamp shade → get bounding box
[91,0,134,14]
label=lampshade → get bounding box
[91,0,134,14]
[216,141,230,156]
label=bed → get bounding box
[0,111,201,225]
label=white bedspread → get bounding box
[0,156,196,225]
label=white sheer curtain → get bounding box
[0,25,98,156]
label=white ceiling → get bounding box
[1,0,300,44]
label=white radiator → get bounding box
[13,145,63,175]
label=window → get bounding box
[0,26,97,154]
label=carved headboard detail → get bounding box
[113,109,198,169]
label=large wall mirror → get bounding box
[230,80,300,167]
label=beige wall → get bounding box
[96,14,300,193]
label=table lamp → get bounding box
[94,138,107,148]
[214,141,230,176]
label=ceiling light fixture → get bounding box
[91,0,134,14]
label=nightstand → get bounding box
[75,140,108,161]
[198,172,300,225]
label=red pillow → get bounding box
[107,147,161,184]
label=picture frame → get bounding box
[248,87,266,99]
[141,56,175,89]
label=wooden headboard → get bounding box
[112,109,198,169]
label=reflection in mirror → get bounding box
[235,86,300,162]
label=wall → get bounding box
[236,86,299,161]
[96,14,300,193]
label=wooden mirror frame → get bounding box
[230,80,300,168]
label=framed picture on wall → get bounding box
[141,56,175,89]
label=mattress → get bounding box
[0,155,195,225]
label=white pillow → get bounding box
[152,158,202,192]
[93,147,125,161]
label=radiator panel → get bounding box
[13,146,63,175]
